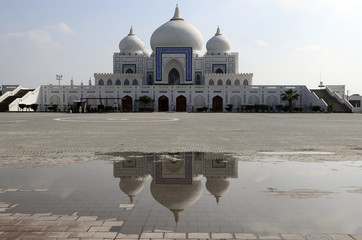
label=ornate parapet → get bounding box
[204,73,253,78]
[94,73,144,78]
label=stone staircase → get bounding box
[0,89,34,112]
[311,89,351,113]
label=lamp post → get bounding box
[56,74,63,87]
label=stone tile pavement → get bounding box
[1,113,362,239]
[1,212,362,239]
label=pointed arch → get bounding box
[124,79,130,85]
[217,79,223,85]
[132,79,138,85]
[115,79,121,85]
[234,79,240,85]
[107,79,112,85]
[98,79,104,85]
[226,79,231,85]
[209,79,214,85]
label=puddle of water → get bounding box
[0,152,362,234]
[259,151,336,155]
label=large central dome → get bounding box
[150,6,204,54]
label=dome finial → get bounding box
[129,26,135,36]
[171,4,184,21]
[216,26,221,36]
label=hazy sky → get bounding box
[1,0,361,94]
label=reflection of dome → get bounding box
[150,6,204,55]
[150,177,203,223]
[205,177,231,205]
[119,27,150,56]
[206,26,231,55]
[119,175,150,203]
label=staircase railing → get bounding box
[326,86,353,111]
[9,87,40,111]
[0,85,23,103]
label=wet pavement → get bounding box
[1,113,362,239]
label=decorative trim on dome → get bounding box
[170,5,184,21]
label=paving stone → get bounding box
[329,235,354,240]
[46,231,72,238]
[102,220,124,226]
[92,231,118,238]
[164,232,187,239]
[351,235,362,240]
[37,216,59,221]
[77,216,98,221]
[259,234,282,240]
[281,234,305,240]
[88,226,111,232]
[306,234,331,240]
[140,232,164,239]
[211,233,235,239]
[115,233,139,239]
[69,231,95,238]
[188,232,210,239]
[234,233,258,239]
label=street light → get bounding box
[56,74,63,87]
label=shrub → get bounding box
[293,106,303,112]
[282,105,290,112]
[276,105,283,112]
[245,104,254,111]
[312,106,321,112]
[52,104,58,112]
[226,104,233,112]
[19,104,26,111]
[30,104,38,112]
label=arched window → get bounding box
[217,79,223,85]
[209,79,214,85]
[226,79,231,85]
[98,79,104,85]
[107,79,112,85]
[115,79,121,85]
[124,79,129,85]
[126,68,134,74]
[243,79,249,85]
[168,68,180,85]
[215,68,223,74]
[235,79,240,86]
[132,79,138,85]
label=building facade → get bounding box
[7,6,347,112]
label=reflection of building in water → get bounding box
[113,152,237,222]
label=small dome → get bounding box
[119,27,150,56]
[119,176,147,203]
[206,26,231,55]
[150,177,203,223]
[205,177,231,205]
[150,6,204,55]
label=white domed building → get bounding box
[30,5,336,113]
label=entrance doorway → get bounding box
[158,95,169,112]
[212,96,223,112]
[176,95,187,112]
[122,96,133,112]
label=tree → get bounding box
[281,89,300,112]
[30,104,39,112]
[19,104,26,111]
[139,95,152,111]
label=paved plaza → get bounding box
[1,112,362,239]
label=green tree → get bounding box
[30,104,39,112]
[19,104,26,111]
[281,89,300,112]
[139,95,152,111]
